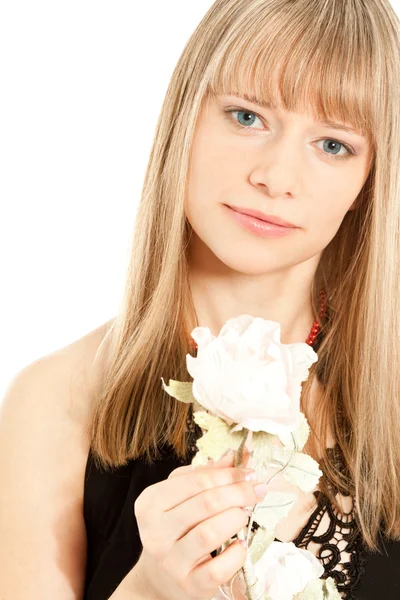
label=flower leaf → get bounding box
[252,491,297,529]
[295,576,341,599]
[193,411,222,430]
[271,447,323,494]
[250,431,275,479]
[278,412,310,452]
[294,577,325,599]
[191,411,243,463]
[323,577,342,599]
[282,452,323,494]
[191,452,209,467]
[161,378,196,404]
[249,527,275,565]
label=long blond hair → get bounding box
[87,0,400,551]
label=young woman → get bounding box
[1,1,400,599]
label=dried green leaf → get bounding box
[295,577,341,599]
[323,577,342,599]
[282,453,323,494]
[192,411,243,462]
[278,412,310,452]
[250,431,275,479]
[252,491,296,529]
[249,527,275,565]
[295,578,325,599]
[193,411,221,430]
[161,378,196,404]
[271,447,323,494]
[191,452,209,467]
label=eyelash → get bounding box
[223,108,355,161]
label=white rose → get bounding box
[186,314,318,435]
[254,541,324,600]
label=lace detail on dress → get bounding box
[290,445,368,599]
[185,408,368,600]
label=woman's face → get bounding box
[185,91,373,274]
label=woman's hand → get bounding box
[132,446,262,600]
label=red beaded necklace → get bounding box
[189,288,327,351]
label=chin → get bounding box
[205,240,291,275]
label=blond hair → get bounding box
[87,0,400,551]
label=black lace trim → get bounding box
[290,445,368,599]
[185,408,367,600]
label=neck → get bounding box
[189,237,317,344]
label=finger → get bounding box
[191,538,247,595]
[165,476,259,542]
[165,507,248,585]
[168,451,234,479]
[169,445,250,480]
[155,459,255,512]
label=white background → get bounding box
[1,1,399,399]
[0,1,214,398]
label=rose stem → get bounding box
[234,427,250,468]
[229,428,264,600]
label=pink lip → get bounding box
[224,205,298,238]
[226,205,298,228]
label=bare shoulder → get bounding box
[0,318,114,598]
[25,318,112,412]
[2,318,114,446]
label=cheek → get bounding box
[185,135,236,221]
[306,187,356,248]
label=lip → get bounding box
[224,204,298,238]
[226,205,298,228]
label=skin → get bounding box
[185,90,373,345]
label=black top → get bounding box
[83,426,400,600]
[83,328,400,599]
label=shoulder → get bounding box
[0,319,114,597]
[3,317,114,439]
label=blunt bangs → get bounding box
[207,0,377,148]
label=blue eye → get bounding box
[223,108,355,161]
[227,109,263,130]
[319,139,349,157]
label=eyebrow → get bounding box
[221,92,364,137]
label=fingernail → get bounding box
[254,483,269,498]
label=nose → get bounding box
[249,136,302,198]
